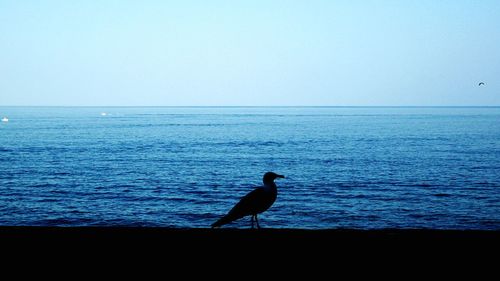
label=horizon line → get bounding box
[1,105,500,108]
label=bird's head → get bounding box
[263,172,285,185]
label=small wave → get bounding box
[36,197,60,203]
[433,193,452,197]
[408,214,426,219]
[36,218,93,226]
[478,219,500,229]
[395,183,434,188]
[475,181,491,185]
[53,172,71,176]
[51,189,70,195]
[30,183,58,188]
[350,194,368,199]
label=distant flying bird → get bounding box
[478,82,485,86]
[211,172,285,229]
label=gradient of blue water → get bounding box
[1,107,499,229]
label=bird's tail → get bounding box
[211,214,237,228]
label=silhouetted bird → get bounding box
[479,82,485,86]
[211,172,285,229]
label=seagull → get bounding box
[211,172,285,229]
[478,82,485,86]
[1,117,8,122]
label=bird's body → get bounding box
[212,172,284,228]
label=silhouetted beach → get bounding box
[1,227,497,254]
[2,227,498,273]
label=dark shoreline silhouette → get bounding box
[1,226,497,249]
[2,226,497,267]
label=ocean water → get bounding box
[0,106,499,229]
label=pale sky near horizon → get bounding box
[0,0,499,106]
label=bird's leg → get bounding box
[251,215,255,229]
[255,214,260,229]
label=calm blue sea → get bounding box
[0,106,499,229]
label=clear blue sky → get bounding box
[1,0,499,106]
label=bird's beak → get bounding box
[277,174,285,179]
